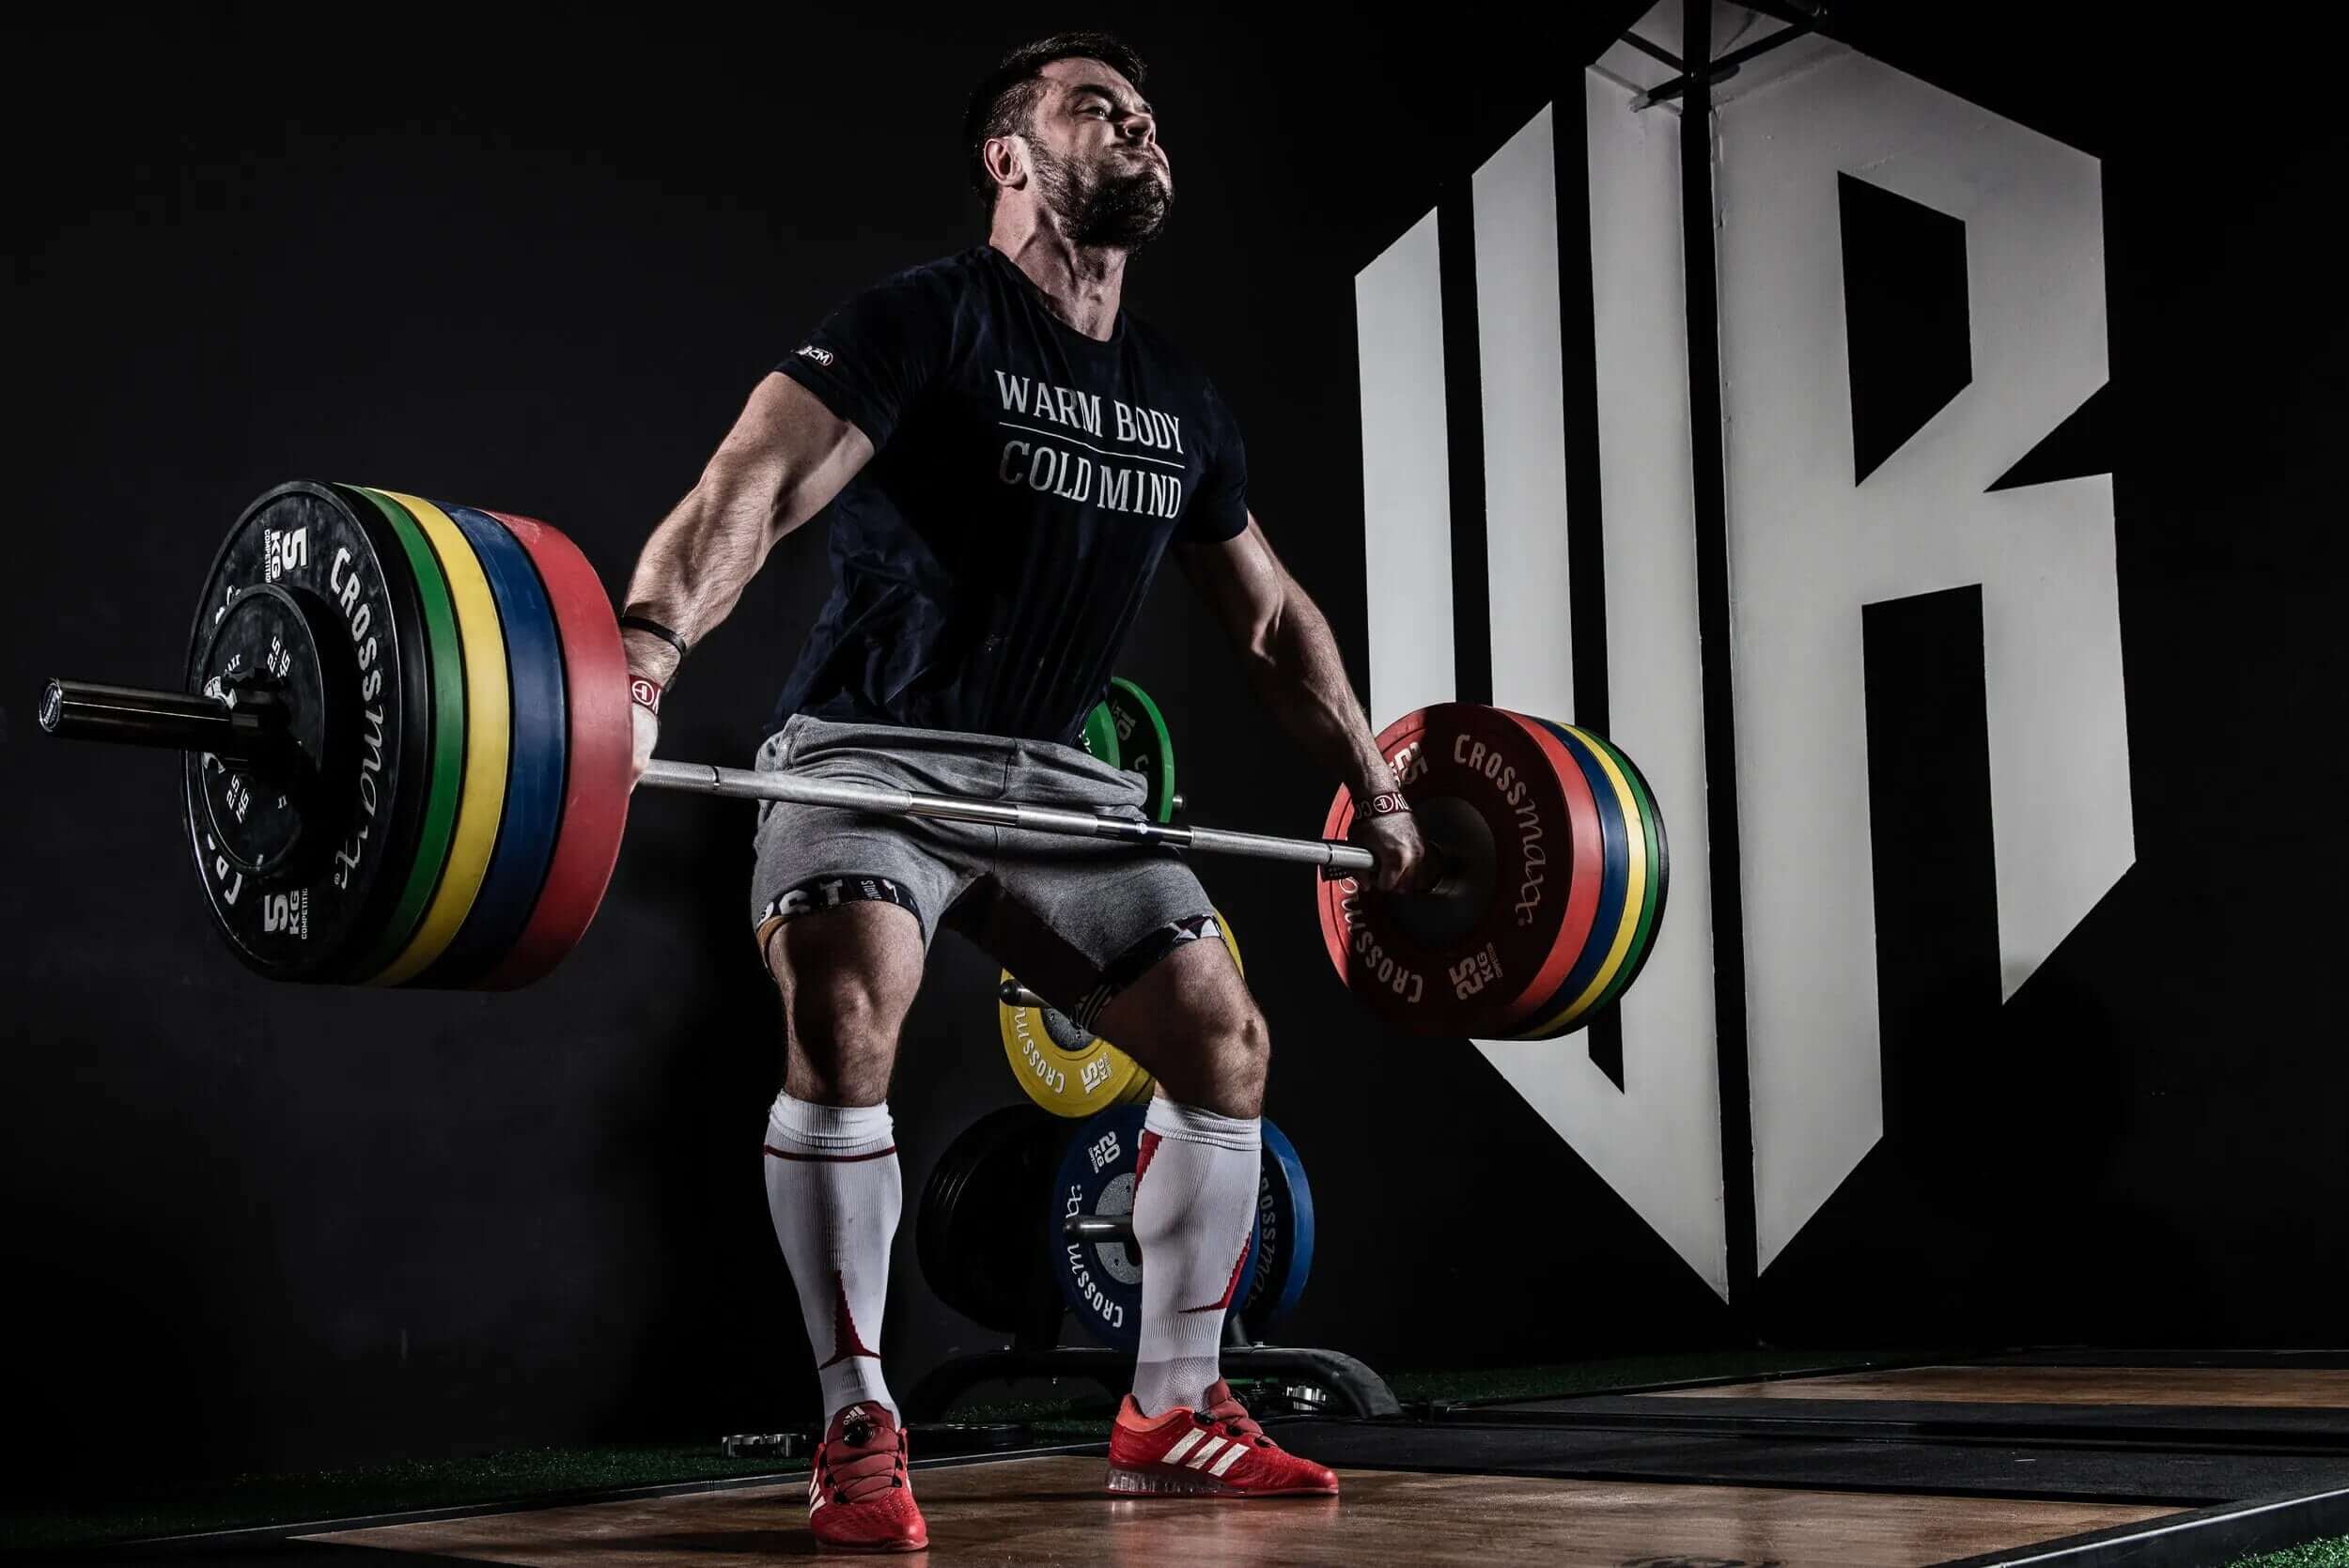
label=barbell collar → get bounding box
[636,758,1378,873]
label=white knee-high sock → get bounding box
[1128,1097,1261,1417]
[763,1092,900,1423]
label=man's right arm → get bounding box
[621,371,876,782]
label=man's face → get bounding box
[1020,58,1173,250]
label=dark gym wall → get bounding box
[1730,6,2349,1343]
[4,4,1691,1481]
[6,2,2343,1485]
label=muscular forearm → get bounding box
[1242,583,1396,800]
[619,462,783,683]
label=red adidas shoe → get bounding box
[807,1402,927,1552]
[1107,1380,1340,1497]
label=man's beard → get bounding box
[1031,143,1173,250]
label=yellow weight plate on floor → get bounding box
[365,488,510,986]
[998,912,1244,1117]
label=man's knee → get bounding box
[776,967,906,1105]
[1217,1005,1271,1079]
[784,970,902,1054]
[1193,1001,1270,1114]
[767,905,923,1095]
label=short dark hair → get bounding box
[963,33,1150,210]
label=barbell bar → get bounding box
[42,686,1377,876]
[638,758,1376,871]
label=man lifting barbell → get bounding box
[38,30,1667,1542]
[35,36,1671,1536]
[614,33,1425,1548]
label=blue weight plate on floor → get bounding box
[1239,1118,1315,1333]
[1513,718,1633,1037]
[1052,1107,1263,1353]
[412,504,569,986]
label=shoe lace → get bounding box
[1195,1398,1271,1449]
[820,1419,907,1504]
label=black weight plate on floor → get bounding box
[916,1106,1064,1333]
[915,1139,983,1319]
[182,481,429,981]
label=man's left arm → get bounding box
[1173,513,1430,893]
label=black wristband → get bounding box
[618,612,690,668]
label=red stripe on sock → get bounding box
[1181,1230,1254,1314]
[816,1271,881,1368]
[762,1143,898,1163]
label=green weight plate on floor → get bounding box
[335,484,467,982]
[1081,699,1121,768]
[1104,677,1177,824]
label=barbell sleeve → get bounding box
[39,678,281,767]
[636,758,1379,873]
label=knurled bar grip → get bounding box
[637,758,1377,873]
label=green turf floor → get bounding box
[2232,1540,2349,1568]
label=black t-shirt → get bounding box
[768,244,1249,744]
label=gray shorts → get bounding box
[748,712,1221,1028]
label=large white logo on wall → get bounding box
[1353,44,2128,1295]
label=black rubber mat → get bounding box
[1473,1396,2349,1449]
[1982,1349,2349,1370]
[1268,1416,2349,1504]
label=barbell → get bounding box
[37,479,1668,1037]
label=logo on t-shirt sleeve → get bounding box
[795,345,836,367]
